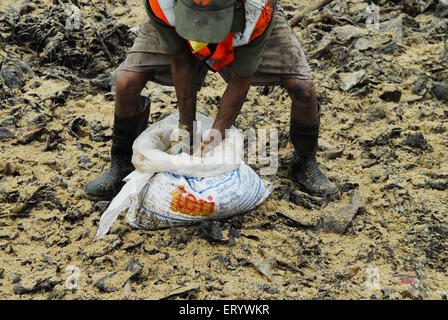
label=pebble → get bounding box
[379,90,402,102]
[338,70,366,91]
[321,190,366,234]
[0,128,15,139]
[381,288,395,299]
[400,131,428,149]
[431,83,448,101]
[0,58,34,90]
[333,25,368,41]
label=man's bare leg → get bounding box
[115,71,153,118]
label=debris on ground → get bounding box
[0,0,447,300]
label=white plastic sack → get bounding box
[95,113,273,240]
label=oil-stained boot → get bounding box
[290,110,338,197]
[85,96,151,199]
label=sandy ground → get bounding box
[0,0,447,300]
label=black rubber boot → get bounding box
[290,107,338,197]
[85,96,151,200]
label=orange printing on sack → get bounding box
[170,186,215,216]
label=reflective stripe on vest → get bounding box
[148,0,175,25]
[148,0,276,71]
[233,0,275,46]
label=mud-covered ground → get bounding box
[0,0,447,300]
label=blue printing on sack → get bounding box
[185,169,237,194]
[234,169,263,213]
[139,179,153,210]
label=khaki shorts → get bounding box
[119,7,313,86]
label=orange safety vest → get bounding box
[148,0,276,71]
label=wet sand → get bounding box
[0,0,447,300]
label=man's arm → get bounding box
[205,14,276,143]
[170,49,198,132]
[206,71,252,144]
[171,51,251,153]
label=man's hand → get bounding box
[166,124,192,155]
[207,70,252,143]
[171,49,198,133]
